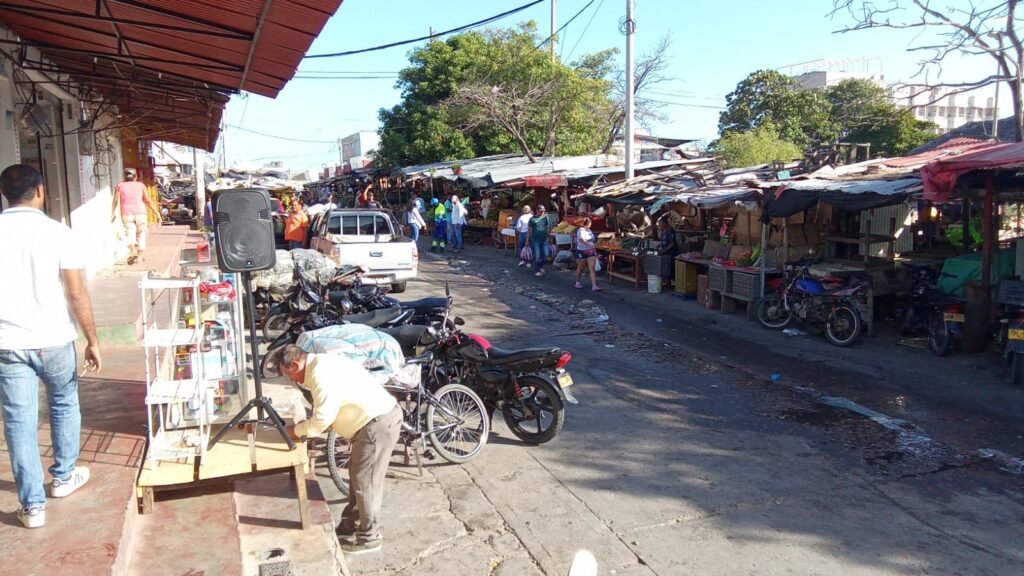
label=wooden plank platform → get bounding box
[136,424,310,528]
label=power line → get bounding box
[536,0,597,51]
[292,75,398,80]
[304,0,545,59]
[647,98,725,110]
[566,0,606,60]
[225,124,338,144]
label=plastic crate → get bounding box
[731,271,762,301]
[708,266,730,293]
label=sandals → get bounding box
[126,255,138,265]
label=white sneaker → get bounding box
[535,270,545,277]
[517,261,526,267]
[17,505,45,528]
[52,466,90,498]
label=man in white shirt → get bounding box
[279,345,401,555]
[0,164,102,529]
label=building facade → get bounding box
[0,25,124,275]
[339,131,380,171]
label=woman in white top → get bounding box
[403,201,427,242]
[515,205,533,266]
[574,217,601,291]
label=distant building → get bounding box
[889,85,998,134]
[787,60,999,135]
[150,142,194,182]
[339,131,380,171]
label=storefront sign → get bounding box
[525,174,567,188]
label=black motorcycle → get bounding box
[383,286,578,445]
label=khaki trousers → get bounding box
[340,405,402,540]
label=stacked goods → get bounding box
[596,237,623,251]
[551,221,578,234]
[497,209,518,230]
[468,218,498,228]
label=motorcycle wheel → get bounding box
[503,375,565,445]
[825,305,861,347]
[260,331,297,378]
[325,430,351,497]
[927,311,952,357]
[426,383,490,464]
[756,295,793,329]
[262,311,290,343]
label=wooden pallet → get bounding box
[136,423,310,529]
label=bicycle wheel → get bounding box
[325,430,352,497]
[426,384,489,464]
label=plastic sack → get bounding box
[595,257,603,272]
[296,324,418,389]
[290,249,338,286]
[553,250,573,266]
[252,250,294,291]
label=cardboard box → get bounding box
[675,261,699,295]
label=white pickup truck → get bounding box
[310,208,418,293]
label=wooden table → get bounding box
[136,424,310,529]
[604,251,644,289]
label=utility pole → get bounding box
[624,0,635,179]
[193,147,206,230]
[550,0,556,62]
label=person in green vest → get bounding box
[430,198,447,252]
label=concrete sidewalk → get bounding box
[0,227,346,576]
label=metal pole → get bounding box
[993,59,1001,139]
[193,147,206,229]
[624,0,635,179]
[550,0,556,62]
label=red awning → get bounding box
[0,0,343,149]
[920,141,1024,202]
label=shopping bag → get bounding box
[519,245,533,261]
[595,257,603,272]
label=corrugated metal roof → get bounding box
[779,177,922,196]
[0,0,342,149]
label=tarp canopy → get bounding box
[650,186,762,213]
[920,141,1024,202]
[763,177,922,218]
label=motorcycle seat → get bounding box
[327,290,350,306]
[486,346,560,366]
[399,297,449,313]
[343,305,402,328]
[381,324,433,351]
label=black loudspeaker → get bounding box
[213,188,276,273]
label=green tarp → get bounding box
[937,250,1016,297]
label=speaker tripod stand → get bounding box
[208,271,295,451]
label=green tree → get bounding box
[711,123,803,167]
[718,70,837,149]
[825,78,937,156]
[375,23,614,167]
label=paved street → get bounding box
[314,251,1024,576]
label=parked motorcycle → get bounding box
[756,264,868,347]
[384,285,578,445]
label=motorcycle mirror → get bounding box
[445,281,451,298]
[454,317,465,326]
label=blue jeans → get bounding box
[446,220,455,246]
[517,232,528,259]
[409,226,420,243]
[288,240,303,250]
[452,224,464,250]
[531,240,547,272]
[0,342,81,508]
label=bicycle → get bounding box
[324,352,490,496]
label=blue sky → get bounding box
[218,0,990,172]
